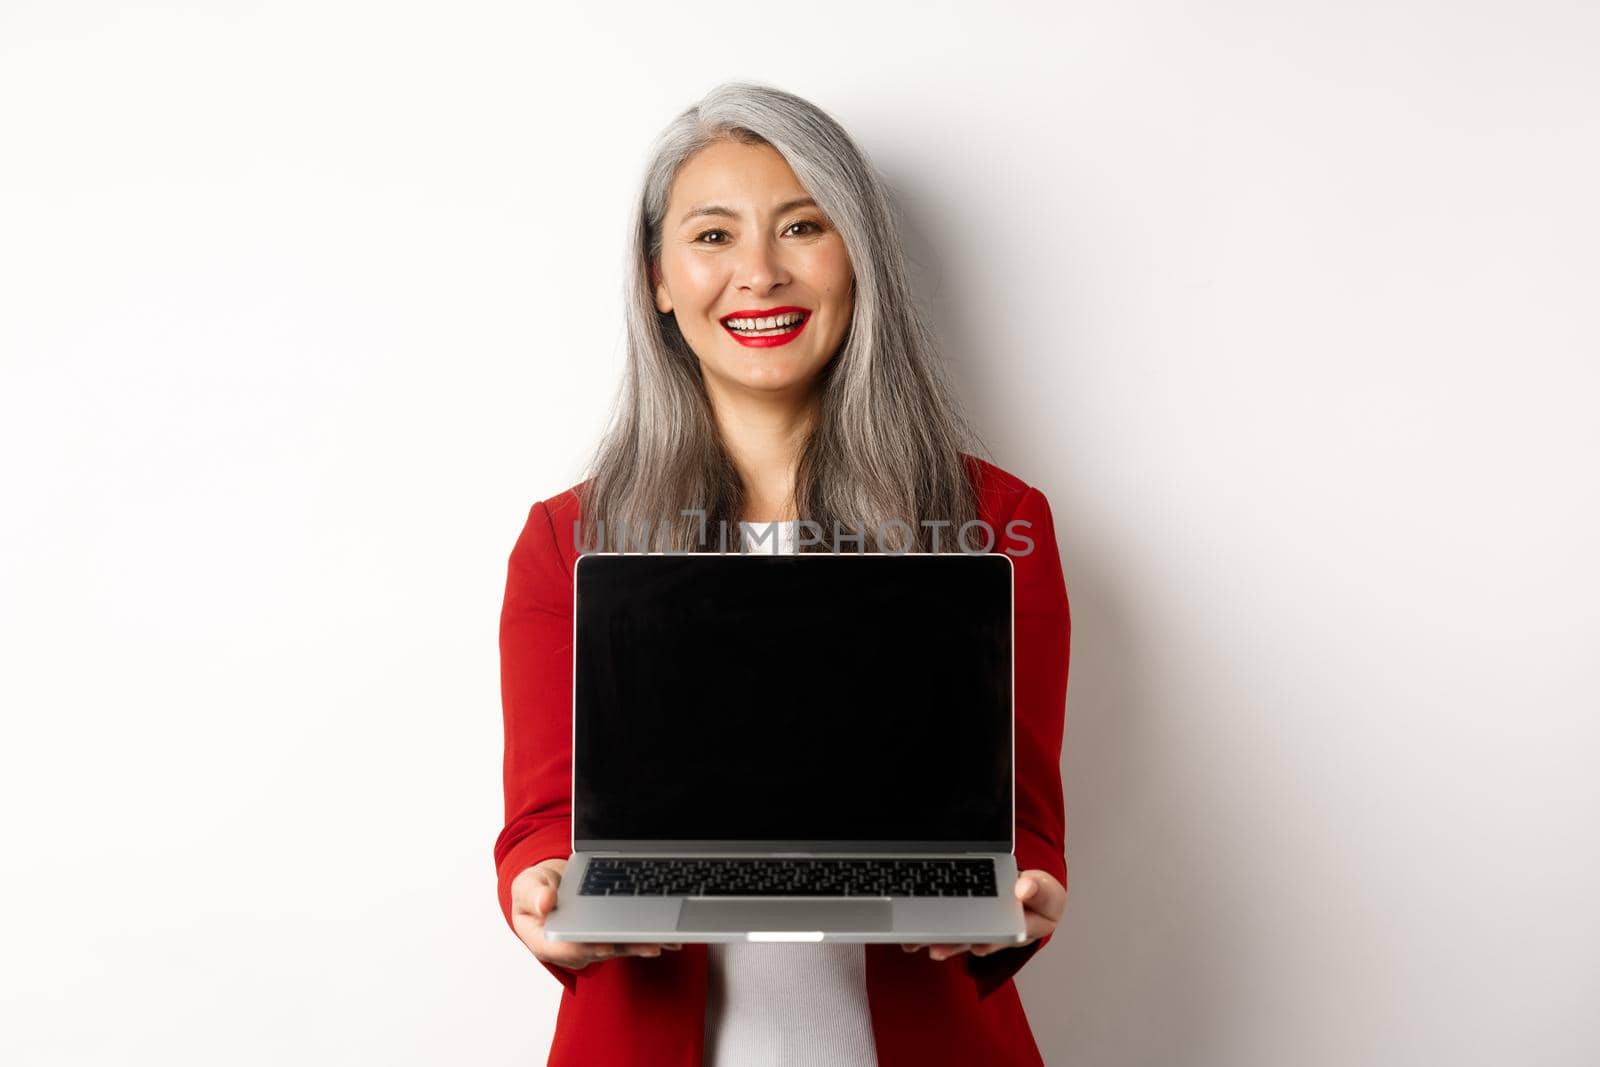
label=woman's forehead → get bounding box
[668,142,810,217]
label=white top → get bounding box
[701,520,879,1067]
[738,516,800,554]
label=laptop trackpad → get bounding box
[677,899,890,932]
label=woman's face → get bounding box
[652,140,854,405]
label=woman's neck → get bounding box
[706,384,821,524]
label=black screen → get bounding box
[571,554,1013,848]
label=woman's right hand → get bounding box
[510,857,683,969]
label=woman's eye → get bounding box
[696,220,821,245]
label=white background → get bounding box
[2,2,1596,1064]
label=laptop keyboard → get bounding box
[577,857,998,898]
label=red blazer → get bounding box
[494,455,1072,1066]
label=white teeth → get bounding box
[725,311,806,332]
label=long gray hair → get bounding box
[576,80,988,554]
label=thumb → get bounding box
[528,869,559,918]
[1015,871,1064,921]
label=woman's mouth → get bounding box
[720,308,811,348]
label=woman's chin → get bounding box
[705,360,823,397]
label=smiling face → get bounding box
[651,139,855,406]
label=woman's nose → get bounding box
[735,237,789,291]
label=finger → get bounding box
[928,943,973,961]
[575,943,621,967]
[900,943,926,953]
[1015,872,1066,922]
[514,871,554,918]
[531,940,613,970]
[619,943,662,957]
[532,883,557,918]
[510,877,543,918]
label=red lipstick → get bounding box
[719,305,812,348]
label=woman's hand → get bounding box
[900,869,1065,961]
[510,857,683,969]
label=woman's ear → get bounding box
[650,261,672,314]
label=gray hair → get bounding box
[576,80,988,554]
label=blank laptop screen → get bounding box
[571,553,1013,849]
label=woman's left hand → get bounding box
[900,870,1065,961]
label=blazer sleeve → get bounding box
[492,499,585,994]
[966,485,1072,999]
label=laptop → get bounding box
[540,550,1027,945]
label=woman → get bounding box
[492,82,1071,1067]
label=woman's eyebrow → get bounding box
[678,197,817,225]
